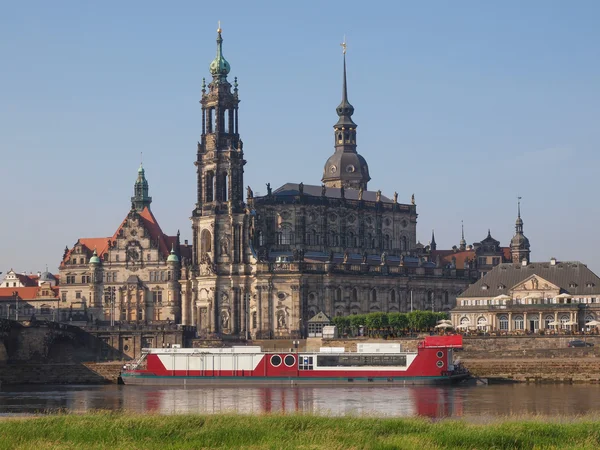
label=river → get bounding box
[2,384,600,418]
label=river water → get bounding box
[2,384,600,418]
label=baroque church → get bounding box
[179,28,501,339]
[59,165,191,324]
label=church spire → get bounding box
[459,221,466,251]
[430,230,437,251]
[131,163,152,212]
[209,22,231,83]
[322,38,370,190]
[511,196,530,263]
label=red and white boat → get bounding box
[120,335,469,386]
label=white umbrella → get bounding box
[493,294,511,301]
[548,320,560,326]
[586,320,600,327]
[437,319,452,325]
[435,323,453,329]
[522,295,541,300]
[456,323,471,329]
[554,293,572,300]
[565,321,578,326]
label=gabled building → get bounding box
[0,270,60,321]
[59,165,191,324]
[451,258,600,332]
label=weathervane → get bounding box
[340,35,347,54]
[217,20,221,33]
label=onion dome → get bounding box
[167,245,179,263]
[89,249,101,265]
[209,25,230,81]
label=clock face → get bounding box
[329,165,337,174]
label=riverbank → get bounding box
[1,413,600,449]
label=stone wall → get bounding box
[0,362,123,385]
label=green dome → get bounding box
[209,29,230,80]
[89,249,101,265]
[167,246,179,263]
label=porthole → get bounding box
[436,360,444,368]
[436,351,444,359]
[123,345,130,352]
[270,355,282,367]
[284,354,296,367]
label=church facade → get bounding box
[179,29,479,339]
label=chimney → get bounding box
[550,257,557,266]
[184,240,188,245]
[522,259,528,267]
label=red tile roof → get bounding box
[431,250,476,269]
[61,207,177,266]
[0,286,59,302]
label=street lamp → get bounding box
[13,291,19,321]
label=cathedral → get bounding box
[179,28,489,339]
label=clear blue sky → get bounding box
[2,1,600,275]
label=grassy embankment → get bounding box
[1,412,600,449]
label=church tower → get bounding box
[322,40,370,190]
[510,198,531,264]
[185,25,251,335]
[131,164,152,212]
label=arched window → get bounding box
[390,289,396,303]
[201,229,212,254]
[352,288,358,303]
[223,109,229,133]
[544,314,554,329]
[513,315,524,330]
[205,171,215,202]
[559,314,570,329]
[209,108,215,132]
[221,172,228,202]
[477,316,487,331]
[371,289,377,302]
[257,230,264,247]
[401,236,407,252]
[348,232,355,247]
[251,311,257,329]
[336,288,342,302]
[499,315,508,331]
[367,233,373,248]
[427,291,434,310]
[384,234,390,250]
[444,291,449,305]
[279,225,293,245]
[460,317,470,328]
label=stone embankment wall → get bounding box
[0,362,123,385]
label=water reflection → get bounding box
[2,384,600,418]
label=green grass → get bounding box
[1,412,600,449]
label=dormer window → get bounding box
[497,284,506,290]
[587,283,595,288]
[569,282,577,288]
[481,284,489,290]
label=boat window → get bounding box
[317,355,406,367]
[299,355,314,371]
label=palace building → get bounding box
[59,165,190,324]
[451,258,600,332]
[179,29,480,339]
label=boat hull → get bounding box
[120,373,470,386]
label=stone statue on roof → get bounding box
[266,183,272,196]
[340,185,345,199]
[362,251,368,264]
[411,193,415,205]
[376,190,381,202]
[298,182,304,194]
[381,251,387,265]
[393,192,398,204]
[328,249,334,262]
[247,186,253,199]
[358,186,363,201]
[321,184,326,196]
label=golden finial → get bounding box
[217,20,222,33]
[340,35,347,54]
